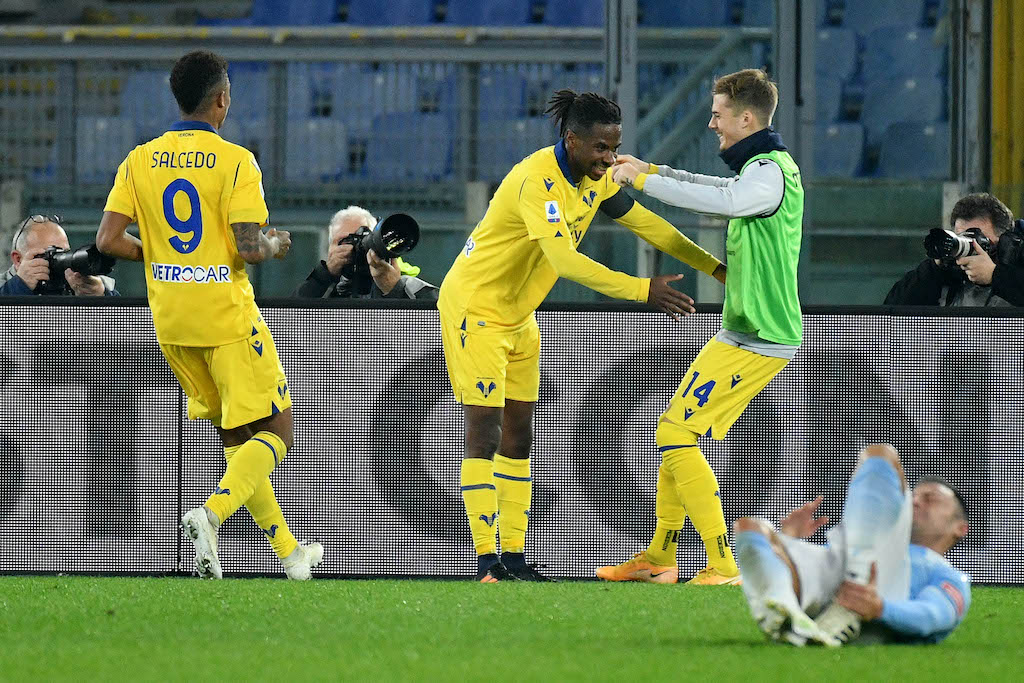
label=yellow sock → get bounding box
[205,431,286,525]
[493,454,531,554]
[657,421,738,576]
[645,463,685,566]
[461,458,498,556]
[224,445,299,560]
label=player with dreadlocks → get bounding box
[438,89,727,582]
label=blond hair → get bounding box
[713,69,779,126]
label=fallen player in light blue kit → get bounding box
[734,444,971,646]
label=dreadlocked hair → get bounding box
[545,89,621,138]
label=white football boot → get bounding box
[814,601,862,644]
[282,542,324,580]
[181,507,223,579]
[760,599,841,647]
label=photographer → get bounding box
[1,215,118,297]
[292,205,437,300]
[885,193,1024,307]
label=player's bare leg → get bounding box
[463,406,517,582]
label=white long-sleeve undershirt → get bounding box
[641,159,785,219]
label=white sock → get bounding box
[842,458,904,583]
[735,531,801,612]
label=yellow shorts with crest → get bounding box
[660,338,788,440]
[439,310,540,407]
[160,313,291,430]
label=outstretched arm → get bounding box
[616,154,732,188]
[96,211,143,262]
[601,191,724,282]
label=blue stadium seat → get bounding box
[544,0,603,27]
[639,0,731,27]
[861,77,943,145]
[251,0,338,25]
[878,121,949,179]
[120,71,179,142]
[227,63,270,122]
[552,64,604,95]
[741,0,773,26]
[815,28,857,81]
[478,68,528,121]
[366,112,453,181]
[814,122,864,177]
[475,117,556,182]
[863,26,945,81]
[346,0,434,25]
[815,77,843,123]
[285,118,348,181]
[841,0,926,36]
[219,118,276,174]
[445,0,533,25]
[76,116,135,184]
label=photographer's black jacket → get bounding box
[0,265,119,297]
[885,258,1024,307]
[293,260,438,300]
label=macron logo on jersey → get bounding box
[545,200,561,223]
[151,263,231,284]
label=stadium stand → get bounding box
[119,71,179,143]
[75,115,133,184]
[445,0,533,25]
[366,112,453,181]
[861,76,944,146]
[285,118,348,181]
[543,0,604,27]
[638,0,732,27]
[815,28,858,82]
[863,26,945,81]
[814,122,864,177]
[345,0,435,25]
[841,0,927,36]
[877,121,949,179]
[815,77,843,124]
[741,0,773,27]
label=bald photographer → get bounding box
[885,193,1024,307]
[1,215,118,297]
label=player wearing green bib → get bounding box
[598,69,803,585]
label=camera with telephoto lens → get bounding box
[337,213,420,296]
[36,243,117,294]
[924,227,995,263]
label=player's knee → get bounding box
[499,430,532,459]
[858,443,906,490]
[464,408,502,459]
[733,517,773,537]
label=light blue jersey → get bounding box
[879,544,971,643]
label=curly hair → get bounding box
[169,50,229,116]
[544,89,621,138]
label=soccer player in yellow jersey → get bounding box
[439,90,726,582]
[96,51,322,580]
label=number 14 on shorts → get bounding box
[681,371,716,407]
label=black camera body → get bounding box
[36,243,117,294]
[337,213,420,296]
[924,227,995,262]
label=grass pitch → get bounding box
[0,577,1020,681]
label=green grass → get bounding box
[0,578,1020,681]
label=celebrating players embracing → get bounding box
[599,69,803,585]
[439,89,726,582]
[96,51,322,579]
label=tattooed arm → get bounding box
[231,222,291,264]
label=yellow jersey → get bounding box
[441,140,638,329]
[104,120,269,346]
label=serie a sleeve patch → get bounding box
[544,200,562,223]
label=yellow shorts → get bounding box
[160,313,291,430]
[660,337,788,440]
[439,310,540,407]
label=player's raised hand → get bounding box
[780,495,829,538]
[648,274,695,321]
[614,153,649,173]
[612,162,641,188]
[267,228,291,259]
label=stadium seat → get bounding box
[119,71,179,142]
[741,0,774,26]
[814,122,864,177]
[861,77,943,145]
[345,0,435,25]
[285,118,348,181]
[475,116,556,182]
[544,0,603,27]
[815,77,843,123]
[639,0,731,27]
[445,0,533,25]
[863,26,945,81]
[477,68,528,121]
[366,112,453,180]
[552,63,604,95]
[841,0,926,36]
[227,62,271,122]
[76,116,135,184]
[250,0,339,25]
[877,121,949,179]
[815,28,857,82]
